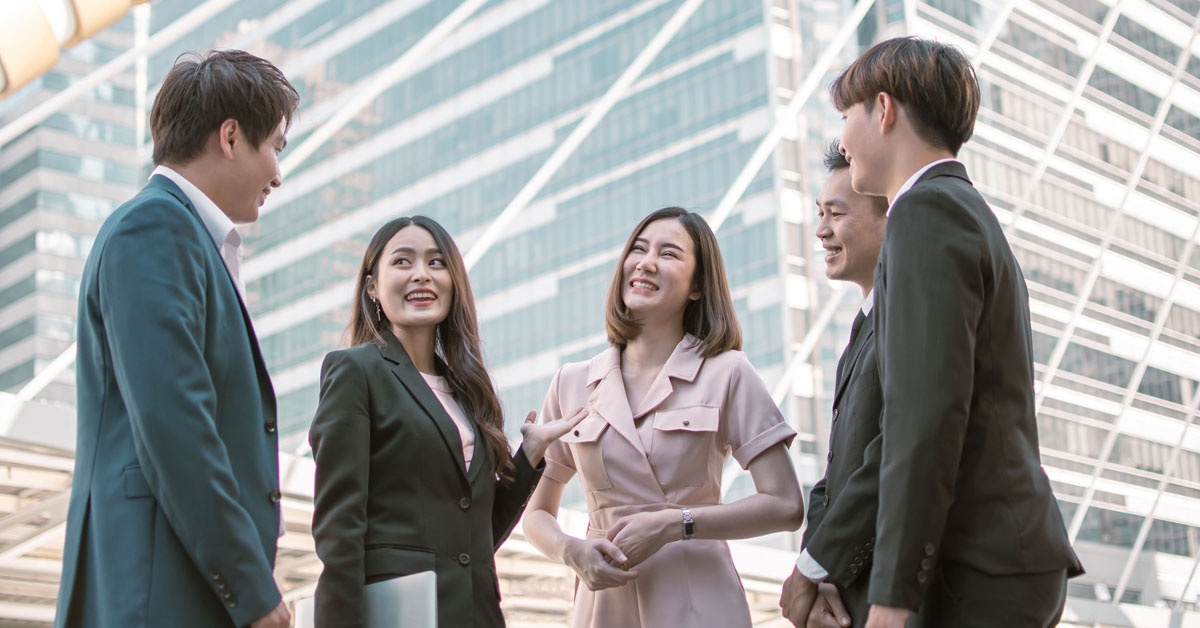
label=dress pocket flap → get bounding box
[364,545,436,577]
[559,414,609,443]
[653,406,720,432]
[123,464,153,499]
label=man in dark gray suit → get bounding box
[56,51,299,628]
[779,142,887,628]
[828,37,1083,628]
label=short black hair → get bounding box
[151,50,299,166]
[823,139,849,172]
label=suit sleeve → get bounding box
[868,187,985,610]
[309,351,372,627]
[805,431,883,587]
[97,202,280,626]
[802,478,828,548]
[491,446,546,549]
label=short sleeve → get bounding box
[722,354,796,468]
[539,368,578,484]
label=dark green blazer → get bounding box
[803,311,881,626]
[56,176,282,628]
[309,330,543,628]
[869,161,1083,611]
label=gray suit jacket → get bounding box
[56,176,282,628]
[869,161,1083,610]
[803,311,880,626]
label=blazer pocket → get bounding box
[558,414,613,491]
[123,464,153,499]
[652,406,720,488]
[364,545,436,580]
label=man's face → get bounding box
[816,168,886,292]
[838,102,886,197]
[225,118,286,224]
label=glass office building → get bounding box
[2,0,1200,624]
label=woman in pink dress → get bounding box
[523,207,804,627]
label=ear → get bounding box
[365,275,378,300]
[217,119,239,159]
[688,288,701,302]
[876,92,898,133]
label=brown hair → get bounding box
[349,216,515,484]
[824,139,889,215]
[830,37,980,155]
[605,207,742,357]
[151,50,300,166]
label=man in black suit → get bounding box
[829,37,1083,628]
[779,141,887,628]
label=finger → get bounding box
[594,538,629,565]
[525,410,537,423]
[606,520,627,543]
[564,407,588,426]
[824,593,850,625]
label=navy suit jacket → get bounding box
[55,175,283,628]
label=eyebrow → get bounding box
[389,247,443,255]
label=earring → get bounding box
[372,297,382,321]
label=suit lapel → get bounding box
[148,176,277,418]
[832,317,873,408]
[378,331,469,482]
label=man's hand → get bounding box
[780,566,819,626]
[250,601,290,628]
[807,583,851,628]
[864,604,910,628]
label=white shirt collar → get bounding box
[861,288,874,315]
[151,165,240,249]
[887,158,958,216]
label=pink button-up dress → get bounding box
[541,335,796,627]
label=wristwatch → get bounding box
[681,507,695,540]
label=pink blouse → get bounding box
[421,373,475,467]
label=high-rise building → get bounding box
[2,0,1200,625]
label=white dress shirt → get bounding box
[887,158,959,216]
[150,165,246,297]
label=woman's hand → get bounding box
[563,537,639,591]
[607,509,678,569]
[520,407,587,466]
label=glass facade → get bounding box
[2,0,1200,623]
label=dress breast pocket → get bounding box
[558,414,613,491]
[651,406,720,488]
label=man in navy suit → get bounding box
[56,50,299,628]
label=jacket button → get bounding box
[917,571,928,583]
[265,421,277,433]
[827,450,834,462]
[458,553,471,566]
[849,564,859,574]
[924,543,935,556]
[832,409,838,422]
[209,569,221,581]
[921,558,932,570]
[459,497,471,510]
[822,494,829,507]
[269,489,282,503]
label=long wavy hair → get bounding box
[348,216,514,484]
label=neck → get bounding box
[623,321,685,371]
[882,144,956,205]
[393,325,438,374]
[167,160,237,223]
[856,279,874,299]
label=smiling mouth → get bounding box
[824,247,842,262]
[405,291,437,302]
[629,280,658,291]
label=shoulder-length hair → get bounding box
[348,216,514,484]
[605,207,742,357]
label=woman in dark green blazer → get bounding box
[309,216,584,627]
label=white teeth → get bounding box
[405,291,436,301]
[631,281,657,290]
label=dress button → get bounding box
[573,430,580,437]
[459,497,471,510]
[458,553,471,566]
[265,421,277,433]
[269,489,282,503]
[682,420,690,426]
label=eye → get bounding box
[662,249,678,259]
[392,257,410,267]
[429,258,446,268]
[631,244,646,253]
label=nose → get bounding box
[411,262,432,282]
[815,215,832,239]
[635,253,656,273]
[271,165,282,188]
[838,143,848,156]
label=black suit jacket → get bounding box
[803,311,881,625]
[870,161,1083,610]
[309,330,543,628]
